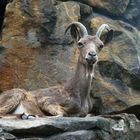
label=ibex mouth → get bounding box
[86,58,97,66]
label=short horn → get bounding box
[96,24,111,38]
[65,22,88,37]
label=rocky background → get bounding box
[0,0,140,139]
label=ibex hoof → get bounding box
[20,113,38,120]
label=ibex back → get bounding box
[0,22,113,118]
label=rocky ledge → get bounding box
[0,113,139,140]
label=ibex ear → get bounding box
[96,24,113,44]
[70,24,81,41]
[65,22,88,42]
[100,29,113,44]
[65,24,81,42]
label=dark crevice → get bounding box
[108,105,140,120]
[10,127,65,138]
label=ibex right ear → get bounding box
[65,24,81,42]
[96,24,113,44]
[100,29,113,44]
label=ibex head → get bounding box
[65,22,113,67]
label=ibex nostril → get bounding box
[88,52,96,57]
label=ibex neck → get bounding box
[65,59,94,105]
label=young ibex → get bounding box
[0,22,113,118]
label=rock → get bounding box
[20,131,96,140]
[90,16,140,118]
[38,0,57,44]
[78,0,129,15]
[45,1,93,44]
[0,114,139,139]
[45,130,97,140]
[90,16,140,89]
[48,1,81,44]
[0,0,93,92]
[31,0,81,44]
[0,128,16,140]
[122,0,140,29]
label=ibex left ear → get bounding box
[65,22,88,42]
[65,24,81,42]
[96,24,113,44]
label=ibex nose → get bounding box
[88,51,96,57]
[86,51,97,65]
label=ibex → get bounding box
[0,22,113,118]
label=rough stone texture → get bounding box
[123,0,140,29]
[61,0,140,30]
[0,0,79,91]
[48,1,80,44]
[90,16,140,118]
[0,0,94,92]
[70,0,130,15]
[45,1,93,44]
[0,114,139,140]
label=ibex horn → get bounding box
[96,24,112,38]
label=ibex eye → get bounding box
[78,42,84,48]
[99,45,104,50]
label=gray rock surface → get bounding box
[79,0,130,15]
[123,0,140,29]
[0,114,139,140]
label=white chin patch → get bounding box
[90,72,95,79]
[86,71,95,79]
[86,64,95,79]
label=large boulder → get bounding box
[43,1,93,44]
[61,0,140,29]
[90,16,140,118]
[46,1,80,44]
[0,0,94,92]
[71,0,129,15]
[122,0,140,29]
[0,114,139,139]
